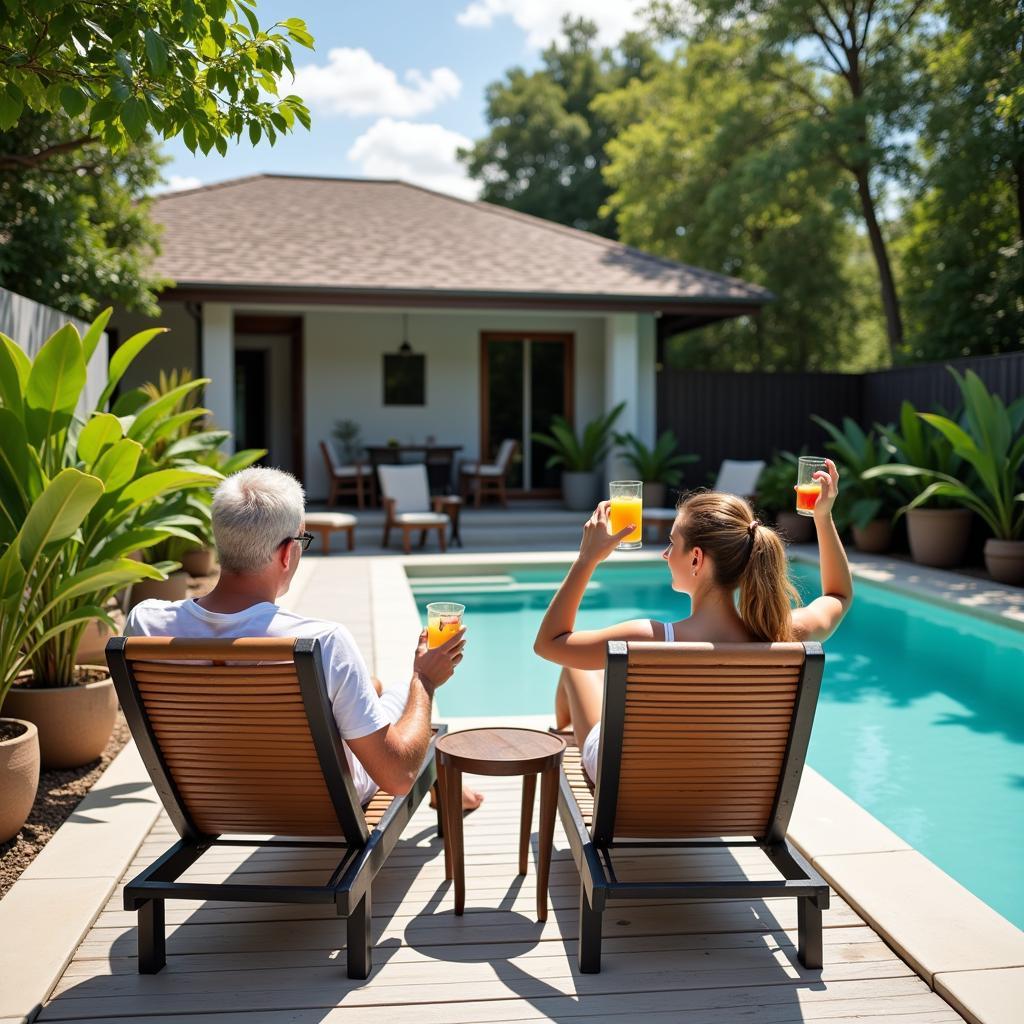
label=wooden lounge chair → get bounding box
[106,636,444,979]
[558,640,829,974]
[320,439,376,508]
[460,438,518,507]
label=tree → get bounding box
[897,0,1024,358]
[651,0,931,359]
[0,0,313,167]
[599,36,874,371]
[460,17,659,237]
[0,111,167,317]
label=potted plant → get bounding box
[0,315,221,768]
[811,415,898,553]
[866,398,974,567]
[333,418,365,464]
[868,371,1024,583]
[0,470,105,839]
[755,451,815,543]
[533,403,625,510]
[613,430,697,508]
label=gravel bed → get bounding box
[0,713,131,899]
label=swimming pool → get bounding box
[410,559,1024,929]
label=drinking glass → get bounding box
[426,602,465,649]
[609,480,643,550]
[795,457,828,516]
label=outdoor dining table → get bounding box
[365,444,463,494]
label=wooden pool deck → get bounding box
[38,770,964,1024]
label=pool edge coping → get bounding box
[394,548,1024,1024]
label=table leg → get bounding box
[536,762,559,923]
[519,773,536,876]
[443,759,466,915]
[435,756,452,881]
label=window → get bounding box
[383,353,425,406]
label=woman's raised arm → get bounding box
[791,458,854,642]
[534,502,658,670]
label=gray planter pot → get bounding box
[562,471,600,511]
[643,482,667,509]
[984,539,1024,586]
[906,508,972,568]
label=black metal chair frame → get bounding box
[107,636,446,979]
[558,640,830,974]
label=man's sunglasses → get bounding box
[282,532,314,551]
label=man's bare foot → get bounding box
[430,785,485,813]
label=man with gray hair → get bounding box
[125,467,481,809]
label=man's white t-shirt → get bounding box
[123,598,391,805]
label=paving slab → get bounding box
[935,966,1024,1024]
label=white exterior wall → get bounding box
[604,312,659,481]
[303,308,606,499]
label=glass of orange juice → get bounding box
[795,456,828,516]
[426,602,464,649]
[609,480,643,550]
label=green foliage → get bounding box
[865,370,1024,540]
[873,400,966,510]
[599,35,868,371]
[460,17,659,237]
[753,450,804,517]
[811,415,897,529]
[896,0,1024,360]
[0,312,224,695]
[0,0,313,158]
[0,111,167,318]
[613,430,696,486]
[532,402,626,472]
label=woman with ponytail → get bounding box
[534,459,852,782]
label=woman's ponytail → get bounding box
[738,524,799,642]
[676,491,800,642]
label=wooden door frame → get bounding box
[479,331,575,498]
[234,314,305,483]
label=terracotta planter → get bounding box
[984,539,1024,586]
[75,617,114,664]
[0,719,39,843]
[906,508,972,568]
[852,519,893,554]
[775,510,815,544]
[127,570,189,610]
[4,668,116,769]
[181,546,215,577]
[643,482,667,509]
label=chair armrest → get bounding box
[382,497,397,522]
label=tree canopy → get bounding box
[0,0,313,167]
[0,111,167,317]
[459,17,659,237]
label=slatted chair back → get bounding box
[378,464,431,514]
[713,459,766,498]
[591,641,823,844]
[107,636,369,844]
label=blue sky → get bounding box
[159,1,647,198]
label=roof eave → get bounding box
[159,281,772,316]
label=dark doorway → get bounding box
[480,332,573,495]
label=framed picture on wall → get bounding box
[383,353,425,405]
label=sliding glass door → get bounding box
[481,333,573,493]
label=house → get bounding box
[112,174,769,498]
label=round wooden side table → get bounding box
[435,727,566,921]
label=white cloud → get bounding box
[347,119,479,201]
[156,175,202,194]
[456,0,647,47]
[293,48,461,117]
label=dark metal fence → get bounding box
[657,350,1024,487]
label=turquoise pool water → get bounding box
[411,560,1024,929]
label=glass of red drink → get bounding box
[795,456,828,516]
